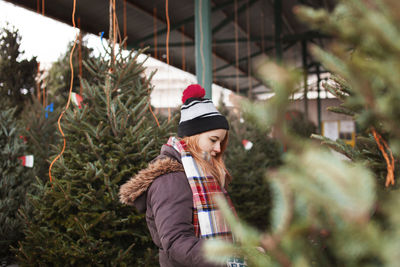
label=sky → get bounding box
[0,0,88,65]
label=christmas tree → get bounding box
[17,44,175,265]
[311,75,399,190]
[0,25,37,114]
[294,0,400,190]
[219,102,282,231]
[46,36,97,104]
[203,1,400,266]
[19,97,60,183]
[286,109,316,139]
[0,106,34,264]
[0,24,42,265]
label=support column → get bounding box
[274,0,282,62]
[302,40,308,118]
[195,0,212,99]
[316,64,322,133]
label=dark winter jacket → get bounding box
[119,145,222,267]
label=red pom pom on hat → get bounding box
[182,84,206,104]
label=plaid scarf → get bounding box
[167,137,247,267]
[167,136,234,239]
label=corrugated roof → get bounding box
[5,0,336,97]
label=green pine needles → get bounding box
[204,1,400,266]
[0,107,34,263]
[220,102,282,231]
[17,47,174,266]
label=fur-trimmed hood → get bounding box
[119,145,184,208]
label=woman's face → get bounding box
[197,129,227,157]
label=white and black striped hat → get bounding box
[178,84,229,137]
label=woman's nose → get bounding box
[213,142,221,153]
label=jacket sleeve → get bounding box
[148,171,222,267]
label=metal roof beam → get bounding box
[238,82,263,94]
[216,74,247,78]
[145,31,329,49]
[214,46,274,72]
[237,41,297,93]
[212,0,259,35]
[130,0,242,47]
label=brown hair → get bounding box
[182,133,232,186]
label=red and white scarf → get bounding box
[167,136,234,239]
[167,137,247,267]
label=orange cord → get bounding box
[148,88,160,127]
[113,0,117,65]
[113,2,122,46]
[212,39,216,82]
[42,79,46,108]
[123,0,127,49]
[78,17,83,95]
[371,128,395,187]
[234,0,239,93]
[36,0,42,102]
[199,0,206,86]
[165,0,170,66]
[165,0,171,122]
[48,0,78,182]
[37,0,44,103]
[181,25,186,71]
[246,0,252,98]
[261,10,265,53]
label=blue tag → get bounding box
[45,102,54,118]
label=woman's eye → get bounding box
[210,139,217,143]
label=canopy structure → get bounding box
[5,0,336,99]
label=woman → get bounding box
[119,84,241,267]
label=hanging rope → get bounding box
[123,0,127,49]
[113,0,117,66]
[78,17,83,95]
[113,0,117,47]
[49,0,78,182]
[148,89,160,127]
[371,128,395,187]
[42,77,46,108]
[261,10,265,54]
[35,0,43,102]
[113,1,123,46]
[199,0,206,87]
[105,0,118,137]
[181,25,186,71]
[108,0,118,68]
[165,0,171,122]
[115,6,123,46]
[246,0,252,98]
[165,1,170,66]
[234,0,239,93]
[153,7,158,59]
[213,39,216,83]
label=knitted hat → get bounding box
[178,84,229,137]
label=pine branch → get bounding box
[311,134,356,161]
[326,106,355,116]
[84,132,104,164]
